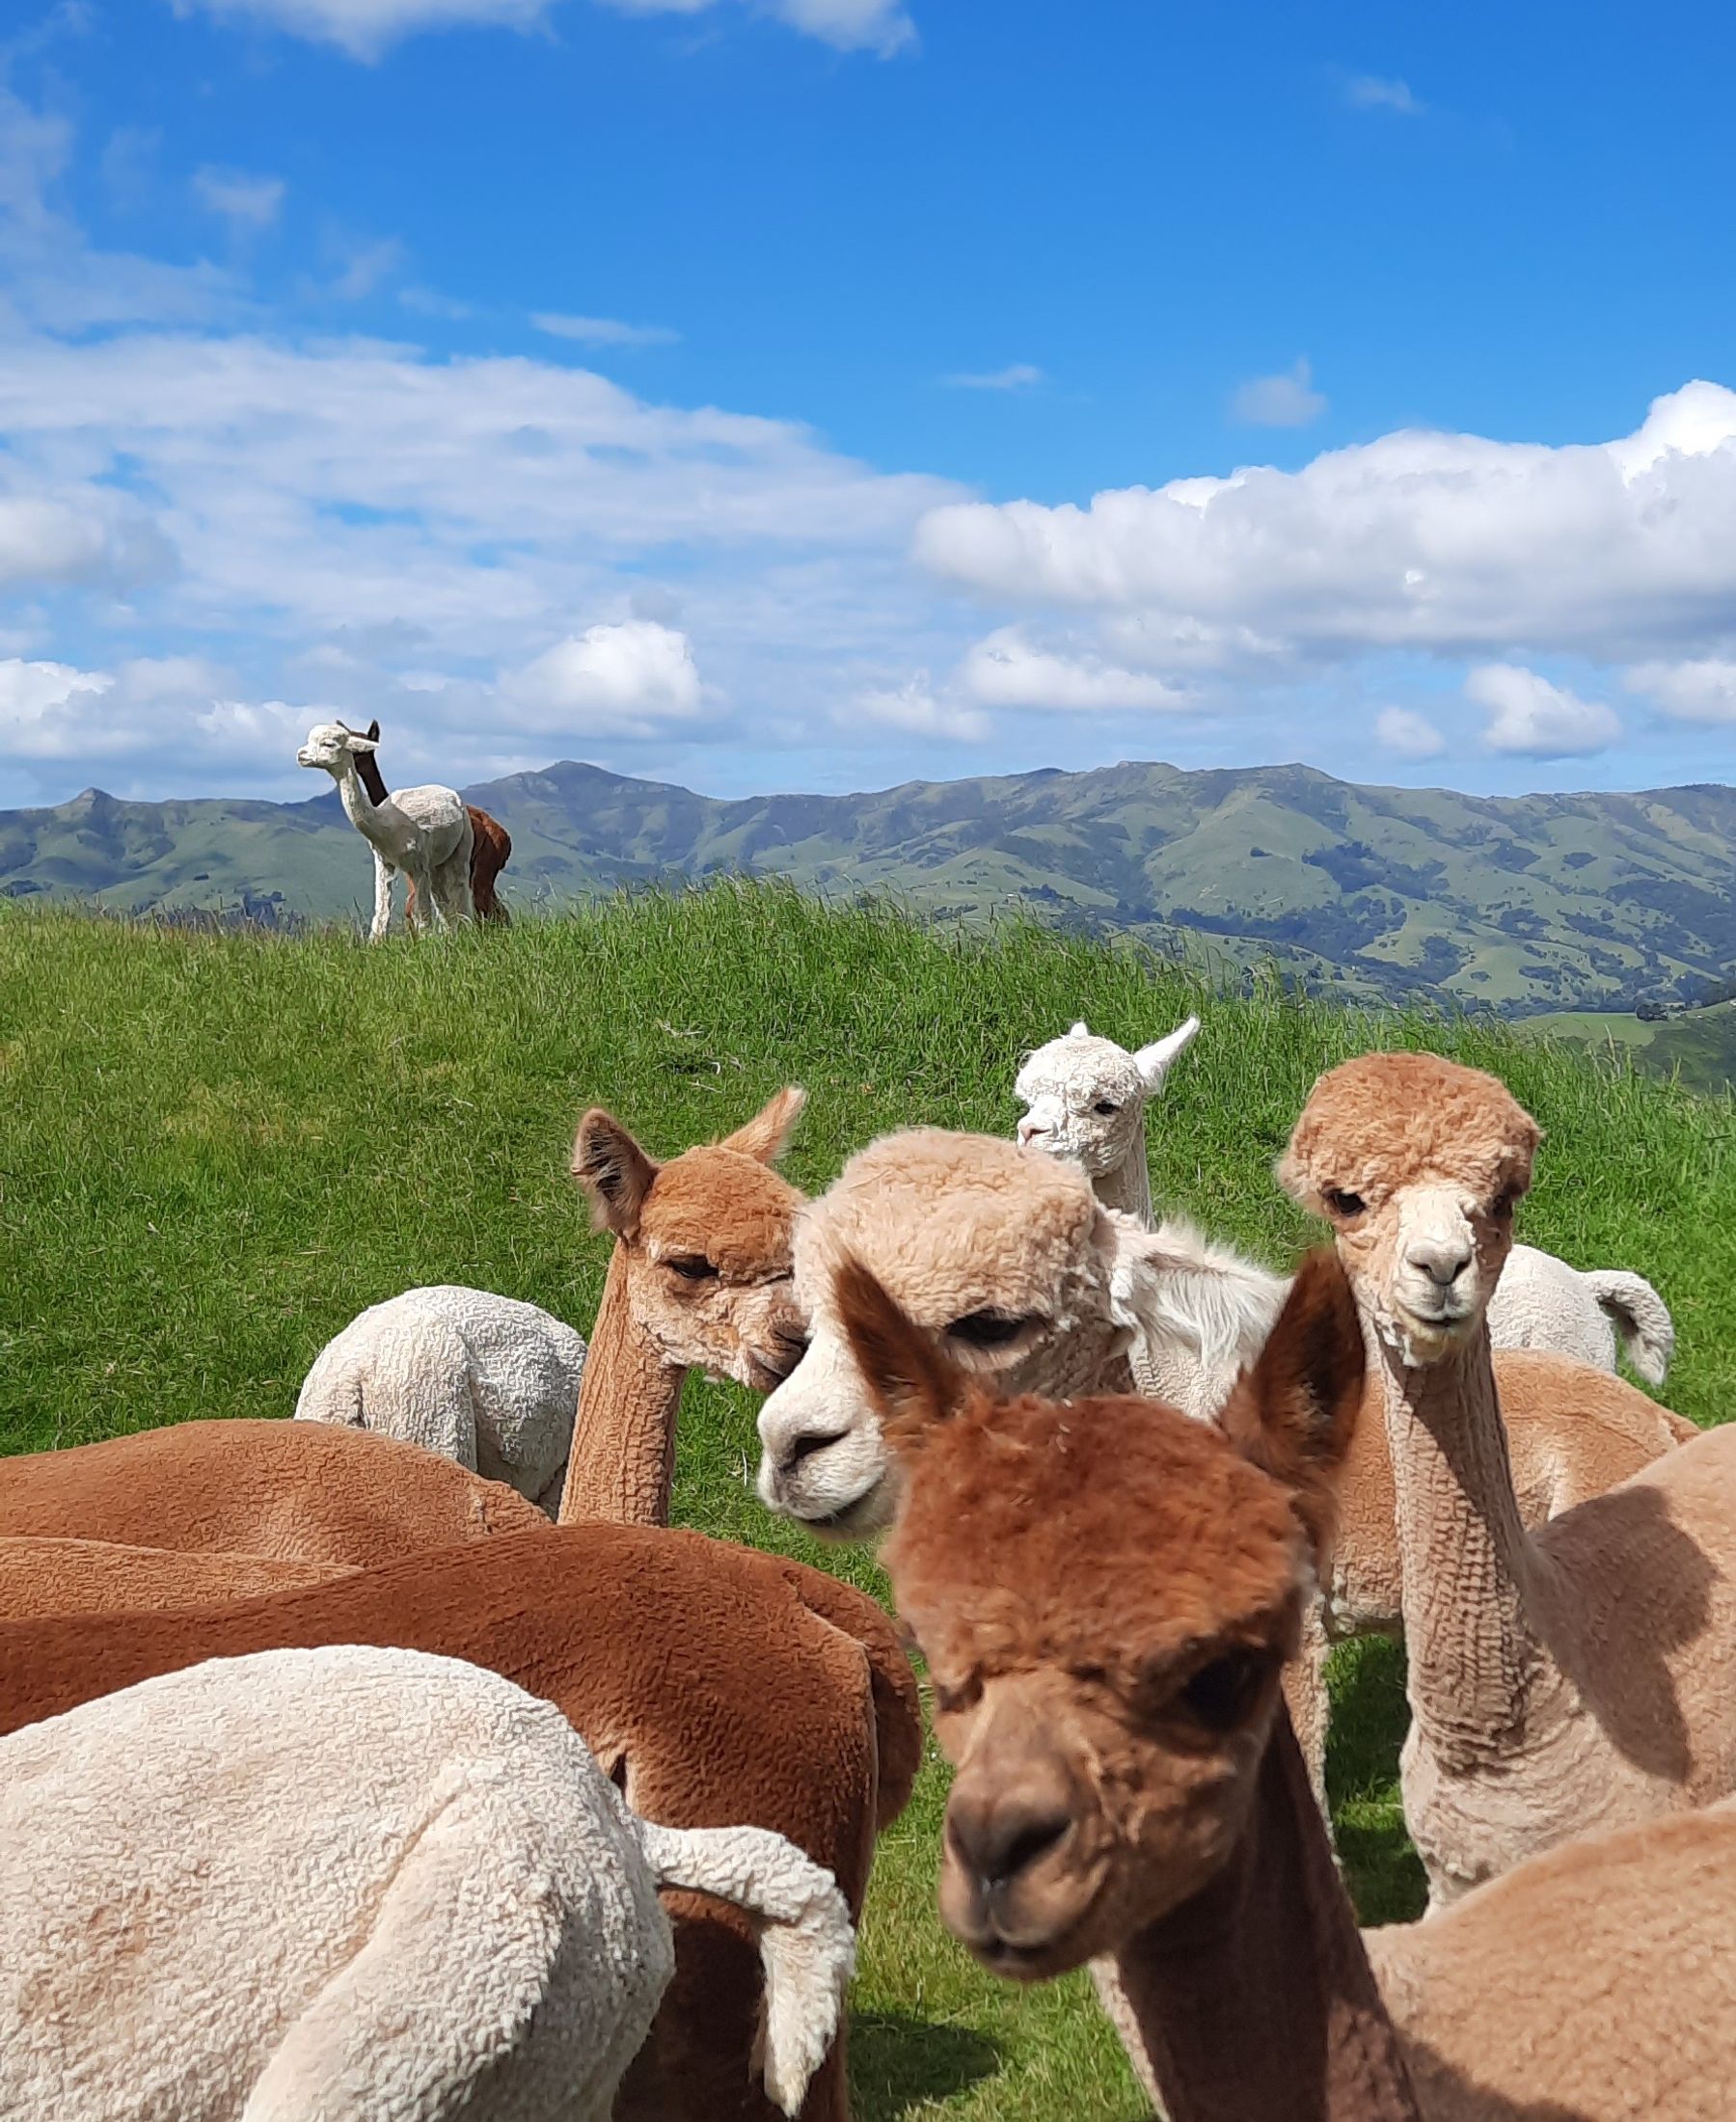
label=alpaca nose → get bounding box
[1017,1116,1047,1146]
[946,1791,1071,1898]
[782,1429,838,1468]
[1406,1235,1475,1287]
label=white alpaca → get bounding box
[1016,1016,1674,1390]
[0,1645,854,2122]
[297,720,475,941]
[296,1286,586,1516]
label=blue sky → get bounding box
[2,0,1734,804]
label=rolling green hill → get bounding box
[5,757,1734,1017]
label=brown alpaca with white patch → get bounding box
[557,1089,809,1528]
[1282,1051,1736,1907]
[850,1249,1736,2122]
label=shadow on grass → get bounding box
[850,2012,1003,2118]
[1324,1633,1429,1926]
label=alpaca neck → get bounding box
[557,1246,683,1528]
[352,747,391,805]
[1114,1711,1423,2122]
[1095,1115,1154,1225]
[334,756,386,844]
[1375,1317,1563,1771]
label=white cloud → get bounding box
[943,363,1043,392]
[192,165,285,231]
[1467,664,1621,758]
[173,0,914,59]
[508,619,705,733]
[1344,74,1421,114]
[855,679,988,743]
[0,657,115,759]
[1375,705,1446,759]
[533,312,680,348]
[0,488,176,592]
[915,382,1736,678]
[1229,357,1326,428]
[1626,658,1736,725]
[961,629,1186,713]
[324,236,404,300]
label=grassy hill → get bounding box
[1526,996,1736,1097]
[6,756,1735,1018]
[3,887,1732,2119]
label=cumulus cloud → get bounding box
[1229,357,1327,428]
[508,620,705,734]
[0,657,115,759]
[192,165,285,231]
[533,312,680,348]
[1375,705,1446,759]
[1343,74,1421,114]
[962,629,1186,713]
[1626,659,1736,725]
[943,364,1044,392]
[1467,664,1621,759]
[855,679,989,743]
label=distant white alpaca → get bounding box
[297,720,474,941]
[296,1286,586,1516]
[0,1645,854,2122]
[1016,1017,1674,1392]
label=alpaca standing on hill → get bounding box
[296,720,473,940]
[356,718,512,926]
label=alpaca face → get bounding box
[1013,1018,1198,1182]
[1278,1052,1539,1368]
[754,1130,1137,1539]
[295,720,374,775]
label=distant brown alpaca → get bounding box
[850,1249,1736,2122]
[357,718,512,925]
[0,1524,920,2122]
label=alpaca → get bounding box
[1280,1051,1736,1907]
[356,718,513,926]
[852,1245,1736,2122]
[0,1644,852,2121]
[0,1537,343,1619]
[296,720,474,940]
[0,1522,920,2122]
[297,1286,588,1515]
[0,1418,549,1564]
[1016,1016,1675,1384]
[557,1087,809,1527]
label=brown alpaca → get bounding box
[0,1523,921,2122]
[0,1419,547,1564]
[1282,1051,1736,1907]
[850,1249,1736,2122]
[557,1088,809,1527]
[0,1537,345,1618]
[357,718,512,925]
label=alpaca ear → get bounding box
[365,719,382,742]
[1216,1248,1364,1565]
[833,1254,963,1456]
[1132,1015,1200,1094]
[572,1109,659,1238]
[344,731,379,754]
[720,1085,806,1166]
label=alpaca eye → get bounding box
[946,1310,1039,1350]
[1179,1650,1271,1733]
[1324,1189,1367,1219]
[667,1255,718,1282]
[1093,1101,1120,1116]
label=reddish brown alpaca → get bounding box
[357,718,512,925]
[0,1523,920,2122]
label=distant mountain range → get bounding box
[5,756,1734,1018]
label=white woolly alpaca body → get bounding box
[0,1646,854,2122]
[297,721,474,940]
[296,1285,587,1515]
[1018,1015,1674,1395]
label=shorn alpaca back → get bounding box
[296,1286,587,1515]
[0,1644,854,2122]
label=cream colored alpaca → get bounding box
[297,720,474,940]
[855,1247,1736,2122]
[1282,1051,1736,1907]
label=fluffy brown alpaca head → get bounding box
[572,1088,809,1392]
[850,1248,1365,1981]
[1277,1051,1541,1368]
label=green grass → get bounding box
[4,884,1733,2118]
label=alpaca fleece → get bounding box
[0,1536,344,1619]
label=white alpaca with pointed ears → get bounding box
[1015,1016,1200,1222]
[296,720,475,941]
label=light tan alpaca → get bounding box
[852,1246,1736,2122]
[556,1089,810,1528]
[1282,1050,1736,1907]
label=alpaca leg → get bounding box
[242,1776,651,2122]
[368,853,394,943]
[413,862,447,934]
[1282,1597,1334,1830]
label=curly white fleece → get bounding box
[295,1285,587,1513]
[0,1645,853,2122]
